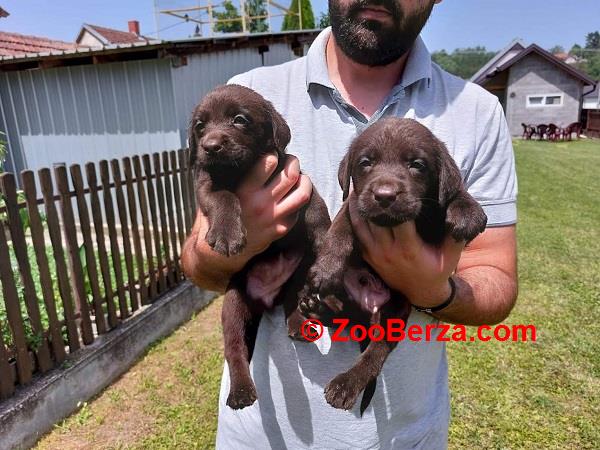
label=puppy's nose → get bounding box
[202,139,223,154]
[373,187,398,208]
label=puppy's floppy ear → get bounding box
[266,103,291,159]
[436,137,463,208]
[187,112,199,172]
[338,152,351,201]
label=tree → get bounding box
[431,47,496,80]
[549,45,565,54]
[584,55,600,80]
[282,0,315,31]
[585,31,600,49]
[245,0,268,33]
[213,1,242,33]
[318,12,330,29]
[570,44,583,57]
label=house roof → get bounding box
[0,29,320,69]
[77,23,148,45]
[472,40,596,87]
[0,30,77,57]
[470,38,526,84]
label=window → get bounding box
[527,94,563,107]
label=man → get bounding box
[182,0,518,447]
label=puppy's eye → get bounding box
[194,120,204,133]
[409,159,427,172]
[358,157,372,168]
[233,114,249,126]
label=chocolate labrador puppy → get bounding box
[299,118,487,414]
[189,84,330,409]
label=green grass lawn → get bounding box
[35,139,600,449]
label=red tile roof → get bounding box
[0,31,77,56]
[85,24,147,44]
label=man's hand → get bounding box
[348,193,463,307]
[236,153,312,256]
[181,153,312,292]
[348,193,518,325]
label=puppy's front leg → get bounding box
[299,201,355,324]
[196,172,246,257]
[445,192,487,243]
[222,274,260,409]
[324,296,411,412]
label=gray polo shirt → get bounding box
[216,28,517,450]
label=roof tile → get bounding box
[0,31,77,56]
[86,24,148,44]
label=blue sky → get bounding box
[2,0,599,52]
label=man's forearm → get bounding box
[432,266,518,326]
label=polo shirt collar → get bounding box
[305,27,433,92]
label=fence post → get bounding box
[142,154,166,293]
[170,150,186,252]
[152,153,175,287]
[177,149,192,235]
[0,219,32,384]
[38,168,80,352]
[69,164,108,335]
[132,156,157,301]
[54,166,94,346]
[110,159,138,312]
[122,157,147,306]
[0,173,53,372]
[20,171,67,363]
[0,317,14,398]
[99,160,129,320]
[162,151,180,280]
[85,163,119,328]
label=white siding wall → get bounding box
[0,59,180,176]
[0,41,300,178]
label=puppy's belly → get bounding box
[343,267,390,314]
[246,250,303,309]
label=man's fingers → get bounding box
[273,212,300,237]
[267,155,301,201]
[274,174,312,218]
[238,153,279,193]
[367,223,394,248]
[440,235,466,271]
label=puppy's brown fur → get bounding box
[300,118,487,414]
[189,85,330,409]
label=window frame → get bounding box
[526,93,564,108]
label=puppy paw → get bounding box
[446,197,488,242]
[298,290,342,325]
[325,372,363,410]
[226,382,257,409]
[206,223,247,257]
[287,308,306,341]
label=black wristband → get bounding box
[412,277,456,314]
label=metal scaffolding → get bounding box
[154,0,302,38]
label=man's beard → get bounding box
[329,0,434,67]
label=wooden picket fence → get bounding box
[0,149,196,400]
